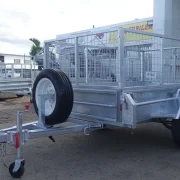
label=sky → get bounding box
[0,0,153,55]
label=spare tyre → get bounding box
[32,69,73,125]
[172,119,180,148]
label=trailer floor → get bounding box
[0,95,180,180]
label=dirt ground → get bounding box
[0,94,180,180]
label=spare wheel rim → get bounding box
[35,78,56,116]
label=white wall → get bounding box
[153,0,166,35]
[3,54,31,64]
[171,0,180,39]
[153,0,180,38]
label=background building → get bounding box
[0,53,38,79]
[0,53,31,64]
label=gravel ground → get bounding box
[0,95,180,180]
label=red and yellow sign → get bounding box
[109,21,153,44]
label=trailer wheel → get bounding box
[9,162,24,178]
[16,94,24,98]
[32,69,73,125]
[172,119,180,147]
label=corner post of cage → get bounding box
[173,48,177,82]
[160,37,164,85]
[84,47,88,83]
[44,42,50,69]
[119,28,125,89]
[75,36,79,85]
[12,64,14,78]
[33,60,36,78]
[141,50,145,82]
[5,64,7,78]
[30,63,32,79]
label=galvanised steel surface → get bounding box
[2,27,180,178]
[0,63,40,95]
[44,27,180,128]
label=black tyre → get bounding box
[172,119,180,147]
[32,69,73,125]
[9,162,24,178]
[16,94,24,98]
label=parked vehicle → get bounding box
[0,63,39,96]
[0,70,20,78]
[1,27,180,178]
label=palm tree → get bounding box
[29,38,58,70]
[29,38,43,70]
[29,38,42,57]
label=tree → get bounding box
[29,38,42,57]
[29,38,43,70]
[29,38,58,70]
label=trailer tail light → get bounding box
[24,104,30,110]
[120,104,123,111]
[14,132,20,149]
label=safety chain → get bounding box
[0,143,6,157]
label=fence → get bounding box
[0,63,40,80]
[44,27,180,88]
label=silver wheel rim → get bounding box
[35,78,56,116]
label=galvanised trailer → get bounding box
[1,27,180,178]
[0,63,39,96]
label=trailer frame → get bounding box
[1,26,180,177]
[0,94,103,177]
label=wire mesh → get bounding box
[0,63,40,79]
[48,38,76,82]
[77,31,118,84]
[46,28,180,87]
[48,31,119,85]
[123,30,180,87]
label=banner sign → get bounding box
[109,21,153,44]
